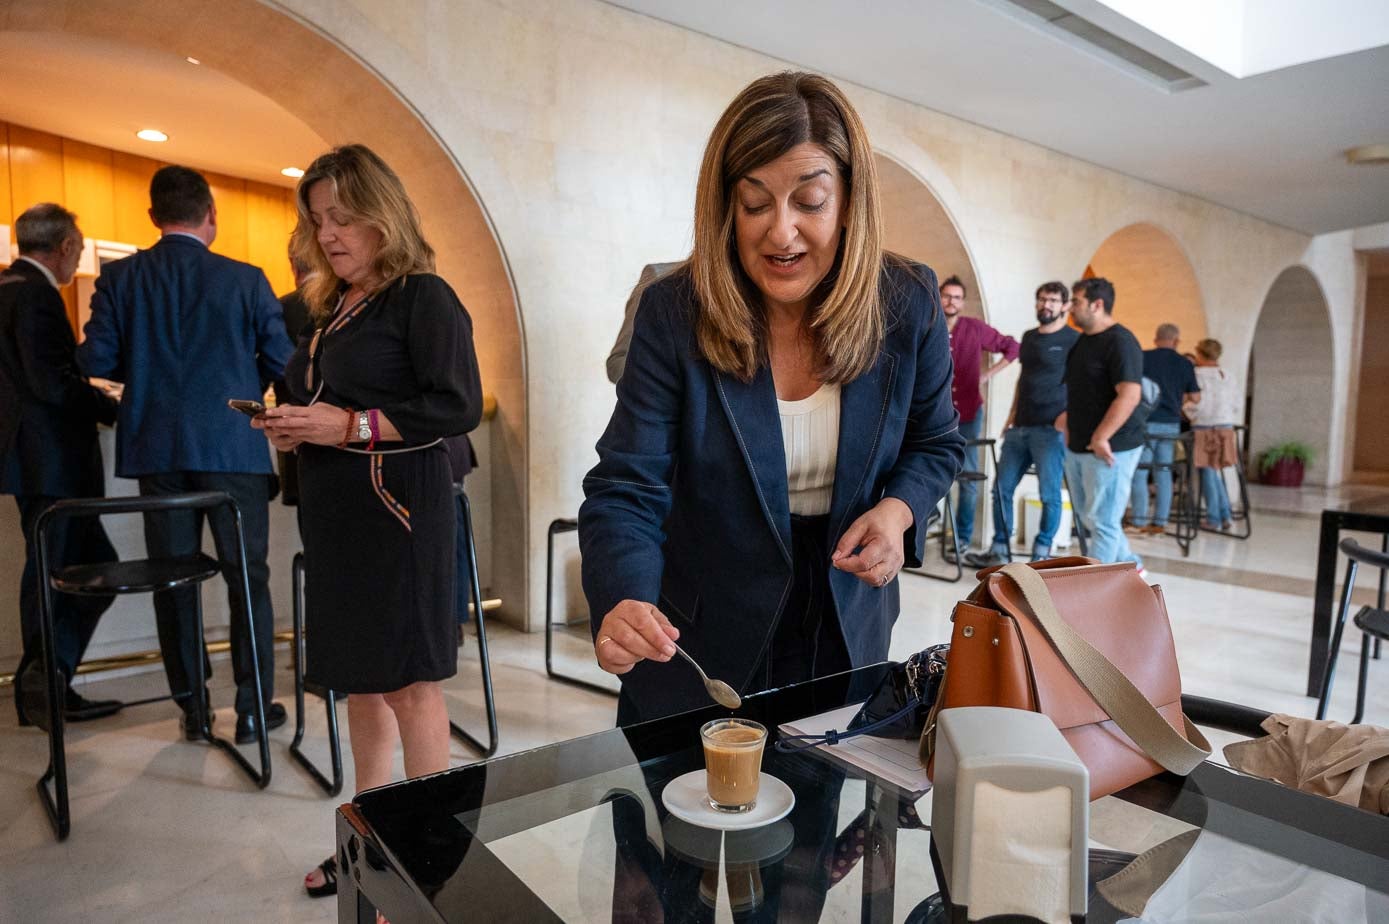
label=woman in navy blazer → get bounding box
[580,72,965,724]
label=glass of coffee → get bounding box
[700,718,767,813]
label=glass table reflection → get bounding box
[336,666,1389,922]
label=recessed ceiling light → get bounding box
[185,56,201,65]
[1346,145,1389,166]
[136,129,169,143]
[281,167,305,179]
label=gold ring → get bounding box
[597,636,613,647]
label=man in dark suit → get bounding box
[0,203,121,727]
[79,166,295,743]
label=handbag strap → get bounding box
[774,698,921,753]
[999,563,1211,775]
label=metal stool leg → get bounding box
[1352,632,1372,725]
[195,499,271,787]
[449,493,499,758]
[34,516,70,840]
[1376,536,1386,662]
[1315,558,1359,720]
[288,552,343,795]
[903,496,964,583]
[544,518,617,696]
[1062,466,1089,558]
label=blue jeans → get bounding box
[989,425,1066,559]
[1064,447,1144,568]
[1130,422,1182,527]
[1199,466,1232,524]
[954,414,983,546]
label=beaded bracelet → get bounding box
[339,407,356,448]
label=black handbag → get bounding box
[775,644,948,752]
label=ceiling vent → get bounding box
[989,0,1207,92]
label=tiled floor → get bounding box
[3,485,1387,922]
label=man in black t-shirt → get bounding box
[1128,324,1200,534]
[1057,278,1146,572]
[967,281,1078,567]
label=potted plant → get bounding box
[1257,441,1315,487]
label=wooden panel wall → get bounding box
[0,125,12,229]
[1,121,297,303]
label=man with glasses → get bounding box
[940,275,1018,558]
[967,281,1079,567]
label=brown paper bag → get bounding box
[1223,714,1389,815]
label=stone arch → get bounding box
[1083,222,1207,348]
[0,0,529,618]
[874,151,989,322]
[1249,265,1335,484]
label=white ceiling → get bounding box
[609,0,1389,235]
[0,31,324,189]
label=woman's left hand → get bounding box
[260,404,352,447]
[831,497,914,588]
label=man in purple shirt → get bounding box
[941,275,1019,555]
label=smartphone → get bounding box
[228,399,267,417]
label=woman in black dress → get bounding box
[253,144,482,898]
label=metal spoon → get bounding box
[672,643,743,710]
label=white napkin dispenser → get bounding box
[931,707,1088,924]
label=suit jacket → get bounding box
[606,262,682,384]
[580,258,965,721]
[0,259,117,497]
[78,234,294,477]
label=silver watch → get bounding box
[356,411,371,442]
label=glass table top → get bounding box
[347,667,1389,922]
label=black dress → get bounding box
[284,274,482,693]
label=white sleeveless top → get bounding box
[778,382,841,516]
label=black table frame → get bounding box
[334,669,1389,923]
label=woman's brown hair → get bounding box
[290,144,435,318]
[691,71,885,383]
[1195,338,1223,361]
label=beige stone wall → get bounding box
[1250,267,1336,483]
[274,0,1369,626]
[0,0,1369,649]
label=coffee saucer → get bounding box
[660,770,795,831]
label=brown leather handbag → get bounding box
[921,558,1210,799]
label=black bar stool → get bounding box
[903,493,963,583]
[33,491,271,841]
[1134,430,1198,557]
[288,551,343,796]
[447,488,500,758]
[544,517,619,695]
[1062,464,1089,559]
[916,437,1000,582]
[1315,537,1389,724]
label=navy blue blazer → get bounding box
[0,259,117,497]
[580,258,965,721]
[78,234,294,477]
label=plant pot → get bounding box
[1261,458,1304,487]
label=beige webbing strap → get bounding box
[999,563,1211,775]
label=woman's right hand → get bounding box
[594,600,679,675]
[250,414,302,453]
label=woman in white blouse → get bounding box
[1185,338,1240,530]
[579,72,965,724]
